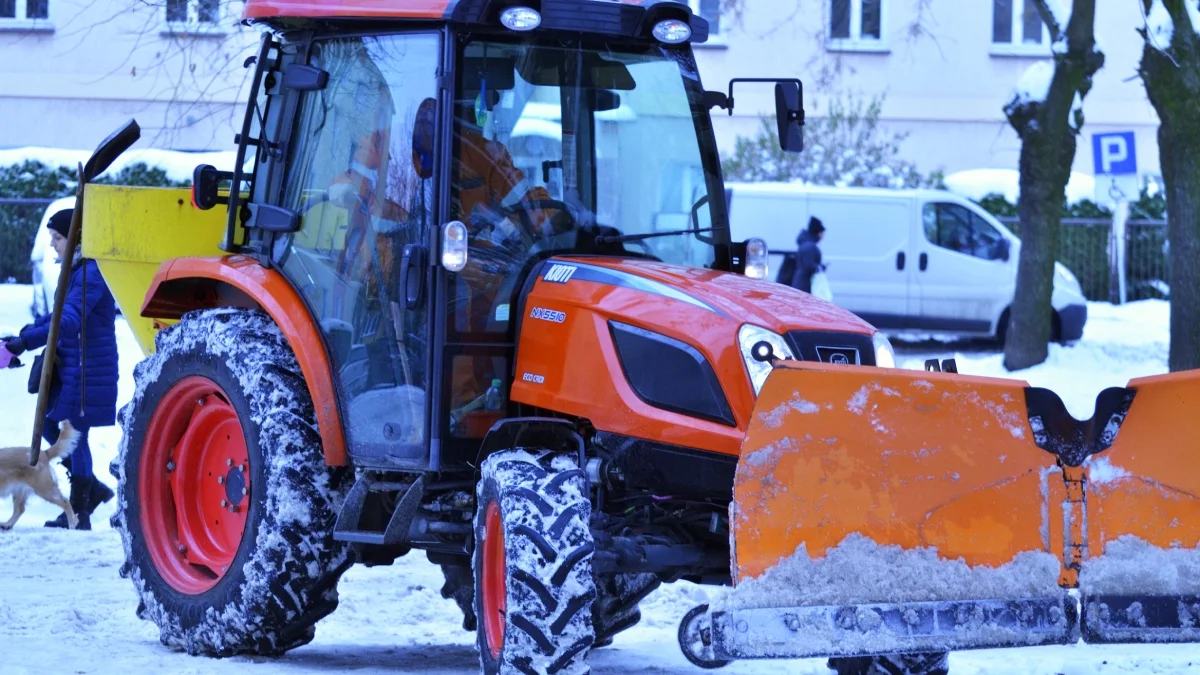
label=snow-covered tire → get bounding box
[828,652,950,675]
[110,308,353,657]
[591,572,660,647]
[474,450,596,675]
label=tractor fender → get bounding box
[478,417,586,470]
[141,255,348,467]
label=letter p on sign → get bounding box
[1092,132,1137,175]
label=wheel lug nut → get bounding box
[227,459,234,467]
[177,545,187,554]
[166,461,175,472]
[217,476,225,484]
[221,499,229,507]
[242,488,248,496]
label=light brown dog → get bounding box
[0,421,80,530]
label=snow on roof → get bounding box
[0,147,238,183]
[944,168,1097,205]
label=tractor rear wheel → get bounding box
[474,450,596,675]
[829,652,951,675]
[110,308,352,656]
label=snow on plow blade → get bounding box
[716,361,1200,660]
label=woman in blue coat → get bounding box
[3,208,119,530]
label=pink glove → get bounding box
[0,344,21,369]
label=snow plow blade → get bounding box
[718,360,1200,660]
[711,597,1076,660]
[1077,370,1200,645]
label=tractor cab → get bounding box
[202,0,805,470]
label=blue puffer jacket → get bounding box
[20,253,119,428]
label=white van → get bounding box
[726,182,1088,343]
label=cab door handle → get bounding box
[896,251,905,270]
[919,252,929,271]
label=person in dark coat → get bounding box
[2,208,118,530]
[788,216,827,294]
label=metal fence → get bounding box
[1,197,55,284]
[0,198,1171,303]
[996,216,1170,302]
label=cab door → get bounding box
[276,31,443,468]
[914,200,1015,334]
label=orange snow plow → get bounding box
[710,360,1200,661]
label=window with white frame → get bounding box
[992,0,1050,54]
[829,0,885,51]
[166,0,223,31]
[0,0,49,22]
[689,0,723,43]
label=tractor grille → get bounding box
[785,331,876,367]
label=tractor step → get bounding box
[711,596,1078,660]
[333,472,425,546]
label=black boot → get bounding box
[45,475,93,530]
[88,479,114,516]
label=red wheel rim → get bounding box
[482,500,507,660]
[139,376,251,594]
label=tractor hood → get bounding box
[553,256,875,336]
[510,255,883,457]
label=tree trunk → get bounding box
[1005,126,1075,371]
[1002,0,1103,372]
[1140,1,1200,372]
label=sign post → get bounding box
[1092,131,1138,305]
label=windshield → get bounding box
[452,39,727,264]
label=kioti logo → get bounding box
[543,264,577,284]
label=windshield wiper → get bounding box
[595,225,727,245]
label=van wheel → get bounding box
[996,309,1062,346]
[995,309,1010,347]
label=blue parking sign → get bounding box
[1092,132,1137,175]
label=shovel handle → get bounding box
[30,164,86,466]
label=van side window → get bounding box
[922,202,1008,261]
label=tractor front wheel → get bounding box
[110,308,352,656]
[474,450,596,675]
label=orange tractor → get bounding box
[46,1,1200,674]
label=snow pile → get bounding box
[1080,536,1200,596]
[895,300,1169,420]
[944,168,1096,206]
[1083,454,1130,484]
[1044,0,1072,32]
[0,146,237,183]
[1146,0,1176,47]
[1012,61,1056,107]
[714,534,1063,611]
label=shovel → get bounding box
[29,120,141,466]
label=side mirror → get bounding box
[997,238,1011,261]
[191,164,234,210]
[775,81,805,153]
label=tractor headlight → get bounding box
[739,324,795,396]
[872,331,896,369]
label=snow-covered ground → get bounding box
[1,282,1197,674]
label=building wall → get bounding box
[0,0,1165,182]
[694,0,1162,181]
[0,0,257,151]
